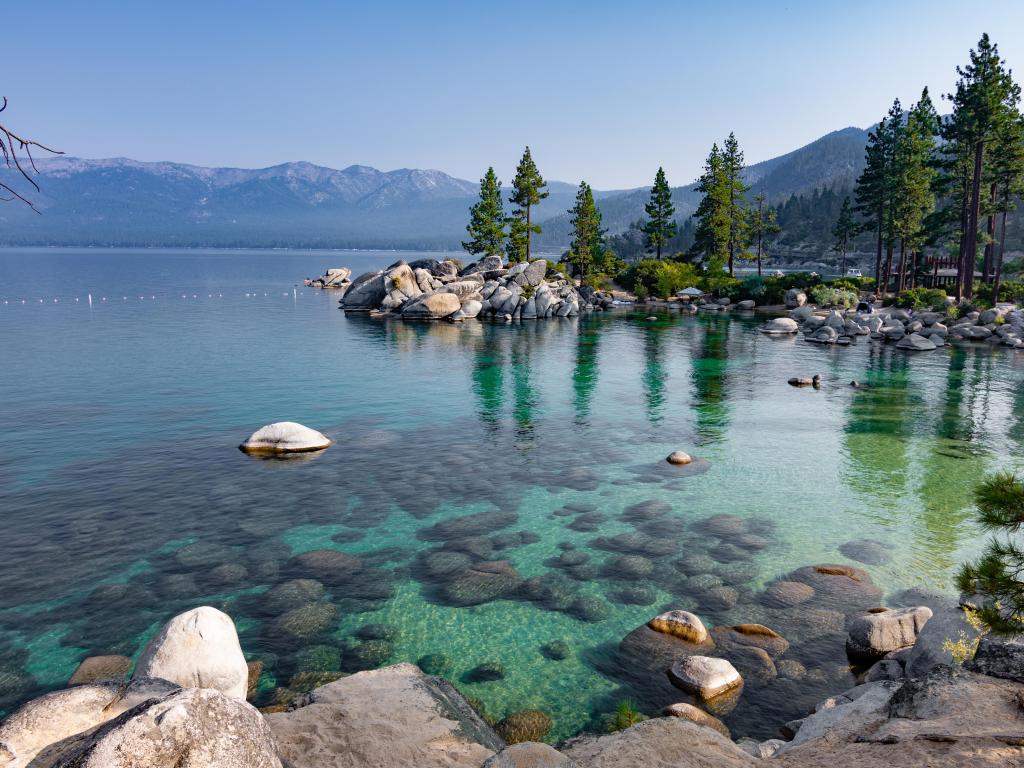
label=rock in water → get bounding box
[896,332,937,351]
[240,422,331,454]
[666,451,693,465]
[846,606,933,658]
[761,317,799,334]
[667,656,742,700]
[648,610,708,644]
[51,687,282,768]
[267,663,503,768]
[133,606,250,700]
[494,709,553,744]
[662,702,731,738]
[68,655,131,686]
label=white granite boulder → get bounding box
[240,422,331,454]
[760,317,799,335]
[896,332,937,351]
[648,610,707,644]
[133,606,250,700]
[667,655,742,700]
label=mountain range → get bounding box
[0,127,872,251]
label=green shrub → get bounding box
[827,278,861,293]
[624,259,701,299]
[893,287,948,311]
[604,699,648,733]
[741,275,767,298]
[810,285,858,308]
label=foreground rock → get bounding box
[266,662,503,767]
[47,687,281,768]
[239,422,331,454]
[483,742,578,768]
[561,718,755,767]
[0,678,180,768]
[846,606,932,658]
[133,606,250,700]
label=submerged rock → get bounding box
[495,709,552,744]
[133,606,249,700]
[67,655,131,686]
[239,422,331,454]
[668,655,743,699]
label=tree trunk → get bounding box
[963,140,985,301]
[955,192,969,301]
[883,243,894,296]
[910,249,918,289]
[874,216,883,296]
[840,245,847,277]
[983,183,997,283]
[525,203,532,262]
[896,240,907,293]
[994,207,1009,305]
[757,232,763,277]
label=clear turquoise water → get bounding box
[1,247,1021,740]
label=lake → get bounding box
[1,247,1020,740]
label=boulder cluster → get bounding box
[771,303,1024,351]
[311,255,614,321]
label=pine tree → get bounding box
[957,472,1024,633]
[854,103,901,295]
[462,167,506,258]
[568,181,602,287]
[507,146,549,263]
[990,112,1024,302]
[689,143,730,278]
[722,133,750,275]
[748,192,781,276]
[892,90,938,292]
[641,167,676,259]
[832,196,857,276]
[943,34,1022,299]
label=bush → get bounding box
[624,259,701,299]
[827,278,862,293]
[604,699,648,733]
[810,285,858,309]
[893,287,948,311]
[741,275,767,299]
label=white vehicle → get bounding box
[846,268,863,278]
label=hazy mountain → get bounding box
[0,126,870,250]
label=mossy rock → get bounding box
[342,639,394,671]
[272,602,338,641]
[354,623,398,641]
[287,670,346,693]
[417,652,453,677]
[293,644,342,673]
[540,640,570,661]
[463,661,506,683]
[265,579,325,615]
[495,709,553,744]
[567,595,610,623]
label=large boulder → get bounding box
[512,261,548,288]
[401,291,463,320]
[441,561,521,606]
[667,656,742,700]
[561,718,755,767]
[661,702,730,738]
[133,606,250,700]
[648,611,707,644]
[0,678,179,768]
[895,333,937,351]
[461,255,504,277]
[482,742,578,768]
[339,270,386,310]
[967,633,1024,683]
[45,687,281,768]
[846,606,933,658]
[267,663,503,768]
[903,603,983,678]
[240,422,331,454]
[785,288,807,308]
[761,317,799,335]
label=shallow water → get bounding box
[1,247,1022,740]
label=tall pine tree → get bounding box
[462,167,506,258]
[832,196,857,276]
[748,192,781,276]
[990,112,1024,302]
[689,143,730,280]
[568,181,602,287]
[854,103,901,294]
[722,133,750,275]
[507,146,549,263]
[943,34,1021,299]
[892,90,938,291]
[641,167,676,259]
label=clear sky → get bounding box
[6,0,1024,188]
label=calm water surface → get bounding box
[1,247,1022,740]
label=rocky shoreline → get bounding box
[308,255,614,321]
[2,577,1020,766]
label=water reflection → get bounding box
[572,325,600,425]
[690,316,732,444]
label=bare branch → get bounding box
[0,97,63,209]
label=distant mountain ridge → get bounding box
[0,126,871,250]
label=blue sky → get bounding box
[7,1,1024,188]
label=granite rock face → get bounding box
[266,662,504,768]
[239,422,331,454]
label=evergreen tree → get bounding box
[943,34,1021,299]
[832,196,857,276]
[957,472,1024,633]
[748,192,781,276]
[641,167,677,259]
[568,181,602,287]
[854,102,901,294]
[892,90,938,291]
[990,112,1024,302]
[722,133,750,275]
[507,146,549,263]
[689,143,730,278]
[462,167,506,258]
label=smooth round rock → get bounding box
[239,422,331,454]
[666,451,693,465]
[661,702,731,738]
[648,611,708,644]
[667,655,743,700]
